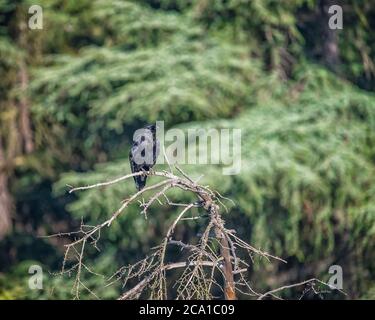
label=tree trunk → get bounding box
[211,204,236,300]
[18,60,34,154]
[0,137,12,239]
[320,0,341,69]
[18,18,34,154]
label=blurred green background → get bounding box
[0,0,374,299]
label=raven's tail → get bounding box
[134,175,147,191]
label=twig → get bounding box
[257,278,347,300]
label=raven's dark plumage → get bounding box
[129,124,159,190]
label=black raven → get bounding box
[129,124,159,191]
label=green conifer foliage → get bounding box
[1,0,374,299]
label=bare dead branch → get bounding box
[53,165,342,300]
[257,278,347,300]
